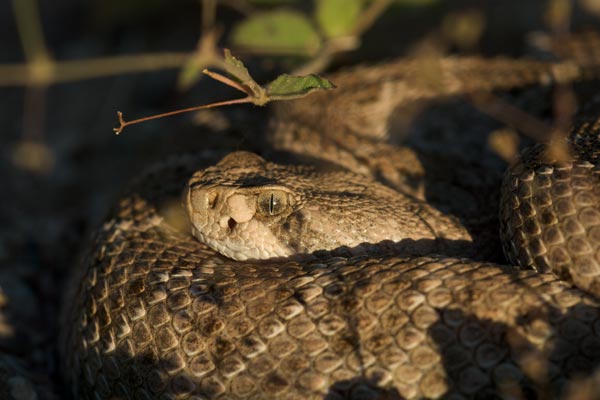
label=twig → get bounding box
[352,0,392,37]
[12,0,51,148]
[113,97,253,134]
[469,92,552,143]
[11,0,50,63]
[202,69,250,94]
[55,53,190,82]
[202,0,217,33]
[293,37,359,75]
[0,53,192,87]
[23,84,47,141]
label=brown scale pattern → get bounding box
[61,48,600,398]
[500,105,600,297]
[61,161,600,400]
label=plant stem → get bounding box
[114,97,253,134]
[0,53,192,87]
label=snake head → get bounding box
[185,152,301,260]
[184,151,466,261]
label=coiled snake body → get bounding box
[61,57,600,399]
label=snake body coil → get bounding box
[61,58,600,399]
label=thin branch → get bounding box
[202,69,250,94]
[352,0,392,37]
[23,84,47,141]
[11,0,50,62]
[469,92,552,143]
[114,97,253,134]
[0,52,192,87]
[0,65,30,87]
[202,0,217,34]
[293,37,359,75]
[177,27,225,90]
[12,0,51,147]
[292,50,335,76]
[49,53,192,83]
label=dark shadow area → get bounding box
[395,89,557,264]
[325,378,404,400]
[427,304,600,399]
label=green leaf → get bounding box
[223,49,254,85]
[316,0,363,38]
[231,10,321,56]
[266,74,336,100]
[220,49,266,101]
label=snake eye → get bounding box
[258,191,288,216]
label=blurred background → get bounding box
[1,0,600,398]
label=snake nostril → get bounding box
[228,218,237,230]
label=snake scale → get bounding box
[61,50,600,399]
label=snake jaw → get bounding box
[191,218,295,261]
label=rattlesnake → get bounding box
[61,54,600,399]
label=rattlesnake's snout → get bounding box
[184,172,295,261]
